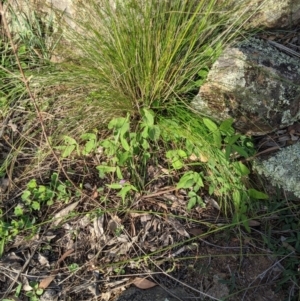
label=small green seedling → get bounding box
[55,135,79,158]
[25,281,44,301]
[177,171,205,209]
[68,263,79,273]
[107,181,138,204]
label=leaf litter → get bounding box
[0,147,295,301]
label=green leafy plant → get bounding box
[80,132,98,155]
[21,173,70,209]
[166,149,188,170]
[97,109,160,189]
[158,104,265,219]
[177,171,205,210]
[107,181,138,204]
[54,135,80,158]
[0,173,73,257]
[114,267,126,275]
[0,207,37,257]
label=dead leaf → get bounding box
[188,227,204,236]
[39,275,55,289]
[282,241,295,252]
[117,234,130,243]
[84,183,93,190]
[57,249,74,265]
[94,215,105,238]
[189,153,198,161]
[129,212,148,218]
[200,153,209,163]
[248,220,260,227]
[162,193,177,202]
[140,214,152,223]
[38,253,50,267]
[243,236,252,244]
[156,202,168,211]
[108,215,122,233]
[3,252,24,263]
[171,244,198,257]
[281,236,295,252]
[161,168,170,174]
[22,277,33,291]
[101,292,111,301]
[38,248,75,290]
[92,190,99,199]
[132,277,157,289]
[109,241,133,255]
[52,201,79,226]
[171,200,180,209]
[78,216,91,228]
[168,218,190,238]
[42,232,56,242]
[106,278,129,288]
[8,120,17,132]
[205,197,220,210]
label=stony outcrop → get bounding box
[10,0,300,30]
[232,0,300,29]
[192,38,300,135]
[254,143,300,198]
[192,35,300,198]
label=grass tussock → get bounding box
[35,0,253,126]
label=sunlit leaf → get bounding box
[248,188,268,200]
[232,144,249,158]
[219,118,234,135]
[81,133,96,140]
[31,201,40,211]
[172,158,184,170]
[120,137,130,151]
[148,125,160,141]
[83,139,96,154]
[177,149,187,158]
[142,108,154,126]
[203,118,218,132]
[187,197,197,210]
[107,183,123,189]
[62,144,75,158]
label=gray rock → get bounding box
[254,143,300,197]
[192,38,300,135]
[11,0,300,31]
[232,0,300,29]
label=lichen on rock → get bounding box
[192,37,300,135]
[254,143,300,197]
